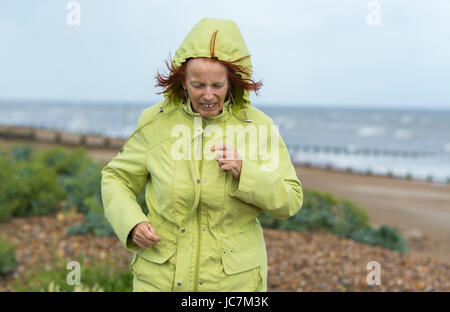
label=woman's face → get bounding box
[182,58,229,118]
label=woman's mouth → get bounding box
[199,103,217,110]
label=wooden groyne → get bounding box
[0,125,125,149]
[287,144,437,158]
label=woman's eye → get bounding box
[191,83,223,89]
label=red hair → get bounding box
[156,30,263,104]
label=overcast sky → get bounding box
[1,0,449,109]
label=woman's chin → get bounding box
[200,111,217,117]
[198,106,222,117]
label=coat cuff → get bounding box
[229,159,258,204]
[104,193,149,253]
[125,218,149,253]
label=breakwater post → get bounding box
[0,125,125,149]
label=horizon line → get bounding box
[0,98,449,112]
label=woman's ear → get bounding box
[228,81,233,94]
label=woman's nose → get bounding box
[204,88,214,100]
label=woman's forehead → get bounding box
[186,58,228,79]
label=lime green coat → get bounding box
[101,17,303,292]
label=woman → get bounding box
[101,17,303,292]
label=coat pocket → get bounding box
[220,244,264,291]
[138,241,176,264]
[221,244,262,275]
[131,242,177,291]
[130,252,139,269]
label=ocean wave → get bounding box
[357,126,385,137]
[394,129,411,139]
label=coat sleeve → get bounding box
[229,122,303,220]
[101,113,150,253]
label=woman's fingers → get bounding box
[219,159,242,179]
[146,222,157,236]
[134,239,150,249]
[215,150,238,161]
[145,223,161,242]
[133,235,150,249]
[141,228,156,242]
[132,222,161,249]
[220,163,233,171]
[218,159,230,166]
[134,234,155,249]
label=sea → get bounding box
[1,100,449,184]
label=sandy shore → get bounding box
[1,136,449,262]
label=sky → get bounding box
[1,0,450,109]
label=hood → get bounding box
[166,17,253,120]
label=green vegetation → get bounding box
[13,254,133,292]
[0,143,111,237]
[0,149,66,221]
[0,238,17,275]
[10,144,36,162]
[34,146,92,177]
[258,189,409,253]
[66,208,115,237]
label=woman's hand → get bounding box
[131,222,161,249]
[211,144,242,180]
